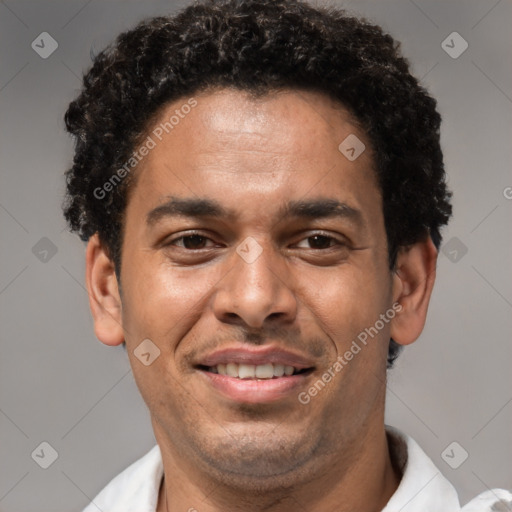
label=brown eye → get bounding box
[307,235,334,249]
[170,234,214,249]
[182,235,208,249]
[295,234,341,249]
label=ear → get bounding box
[85,233,124,346]
[390,236,438,346]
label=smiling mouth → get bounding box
[197,363,314,380]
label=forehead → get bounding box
[128,88,379,222]
[149,87,369,161]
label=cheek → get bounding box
[119,258,210,410]
[298,262,391,350]
[122,262,208,340]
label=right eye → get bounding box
[166,233,217,250]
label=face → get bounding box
[92,88,407,488]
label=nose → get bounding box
[212,240,298,329]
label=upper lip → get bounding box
[197,345,315,369]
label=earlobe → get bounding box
[85,234,125,346]
[390,237,438,346]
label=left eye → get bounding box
[294,234,341,249]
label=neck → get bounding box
[155,423,400,512]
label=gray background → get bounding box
[1,0,511,510]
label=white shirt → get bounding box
[83,425,511,512]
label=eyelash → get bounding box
[166,231,346,250]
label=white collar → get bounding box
[382,425,460,511]
[83,425,511,512]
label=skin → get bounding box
[86,88,438,512]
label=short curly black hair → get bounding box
[63,0,452,368]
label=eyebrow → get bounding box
[280,198,363,226]
[146,196,235,226]
[146,196,363,227]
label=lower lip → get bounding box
[199,370,311,404]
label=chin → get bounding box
[187,422,323,489]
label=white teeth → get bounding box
[226,363,239,378]
[238,364,256,379]
[255,363,274,379]
[273,364,285,377]
[211,363,303,379]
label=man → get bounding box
[63,0,510,510]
